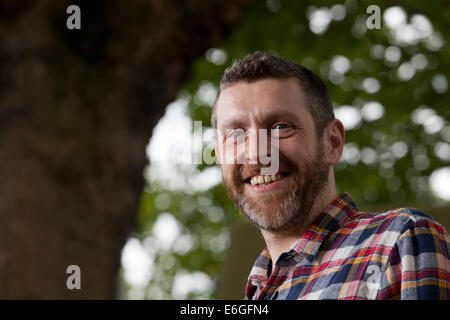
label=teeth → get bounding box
[250,174,283,186]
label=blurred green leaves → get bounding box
[121,0,449,299]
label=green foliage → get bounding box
[123,0,450,299]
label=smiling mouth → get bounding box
[245,172,290,187]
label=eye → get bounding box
[225,128,246,140]
[273,123,290,130]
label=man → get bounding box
[212,51,450,299]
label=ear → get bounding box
[323,119,345,166]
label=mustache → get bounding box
[238,157,298,181]
[241,165,270,180]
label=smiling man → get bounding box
[212,51,450,300]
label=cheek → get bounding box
[284,132,319,155]
[216,141,243,165]
[220,163,237,178]
[278,140,310,165]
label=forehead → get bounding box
[215,78,312,129]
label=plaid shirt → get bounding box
[245,193,450,300]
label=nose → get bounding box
[244,128,271,166]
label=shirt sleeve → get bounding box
[377,217,450,299]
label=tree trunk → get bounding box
[0,0,255,299]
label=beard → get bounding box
[222,140,330,233]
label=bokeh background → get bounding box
[1,0,449,299]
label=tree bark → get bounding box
[0,0,256,299]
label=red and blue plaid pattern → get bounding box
[245,193,450,300]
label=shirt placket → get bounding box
[257,252,297,300]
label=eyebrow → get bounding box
[219,116,246,130]
[219,108,302,130]
[262,109,302,125]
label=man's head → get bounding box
[213,52,345,234]
[212,51,335,136]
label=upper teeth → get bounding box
[250,174,282,186]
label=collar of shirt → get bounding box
[246,192,358,295]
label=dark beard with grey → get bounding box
[222,141,329,233]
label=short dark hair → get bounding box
[211,51,335,136]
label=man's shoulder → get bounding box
[330,206,449,259]
[345,206,447,236]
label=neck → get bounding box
[261,185,337,268]
[260,229,300,266]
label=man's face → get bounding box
[214,78,330,233]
